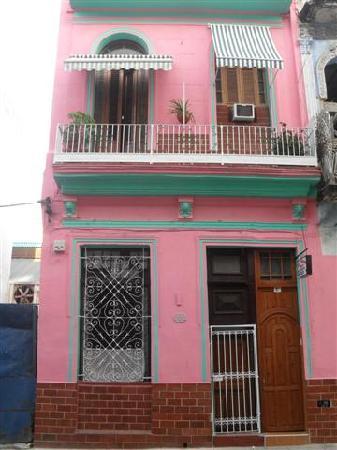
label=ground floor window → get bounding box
[79,247,151,382]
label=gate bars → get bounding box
[210,325,261,434]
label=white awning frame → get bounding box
[64,53,173,71]
[210,24,284,70]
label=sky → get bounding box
[0,1,61,243]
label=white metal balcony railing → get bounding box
[54,123,317,166]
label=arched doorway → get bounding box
[94,39,149,125]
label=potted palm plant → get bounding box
[169,99,195,124]
[62,111,96,152]
[272,123,305,156]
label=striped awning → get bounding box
[210,24,284,70]
[64,54,173,71]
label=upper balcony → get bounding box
[52,20,321,198]
[54,122,317,166]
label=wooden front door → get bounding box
[255,250,304,432]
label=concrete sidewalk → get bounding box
[28,444,337,450]
[2,445,337,450]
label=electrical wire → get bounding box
[0,201,39,208]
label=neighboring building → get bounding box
[0,223,12,302]
[36,0,337,447]
[298,0,337,201]
[8,243,41,305]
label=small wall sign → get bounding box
[174,313,187,323]
[317,399,331,408]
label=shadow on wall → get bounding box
[318,202,337,255]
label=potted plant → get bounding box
[272,123,305,156]
[62,111,96,152]
[169,99,195,124]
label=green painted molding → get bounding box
[178,201,193,219]
[292,203,306,220]
[63,219,307,231]
[74,14,283,24]
[70,0,291,15]
[64,200,77,218]
[54,173,320,198]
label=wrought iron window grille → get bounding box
[79,247,151,382]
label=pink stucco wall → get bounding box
[38,1,337,385]
[38,197,337,383]
[48,0,308,150]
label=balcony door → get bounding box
[94,39,149,125]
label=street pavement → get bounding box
[28,444,337,450]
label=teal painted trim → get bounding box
[268,69,278,128]
[152,241,159,382]
[63,219,307,231]
[86,73,94,115]
[74,15,283,25]
[70,0,291,14]
[68,239,78,381]
[68,238,158,382]
[96,32,150,54]
[210,47,216,131]
[149,71,154,123]
[199,241,207,382]
[54,173,320,198]
[91,28,154,54]
[198,237,312,381]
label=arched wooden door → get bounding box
[255,250,305,432]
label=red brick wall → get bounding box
[35,382,212,448]
[151,383,211,446]
[34,384,78,443]
[35,380,337,447]
[77,384,152,432]
[306,379,337,443]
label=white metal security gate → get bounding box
[211,325,261,434]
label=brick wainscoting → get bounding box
[35,380,337,447]
[306,379,337,443]
[34,383,212,448]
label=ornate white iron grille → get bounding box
[211,325,261,434]
[79,247,151,382]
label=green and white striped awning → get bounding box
[210,24,284,70]
[64,54,173,71]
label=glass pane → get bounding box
[283,255,291,277]
[271,256,282,277]
[260,253,270,278]
[215,70,223,104]
[257,69,266,104]
[212,254,241,274]
[214,291,243,314]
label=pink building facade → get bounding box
[36,0,337,447]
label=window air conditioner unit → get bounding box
[232,103,255,121]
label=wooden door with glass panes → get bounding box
[255,250,304,432]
